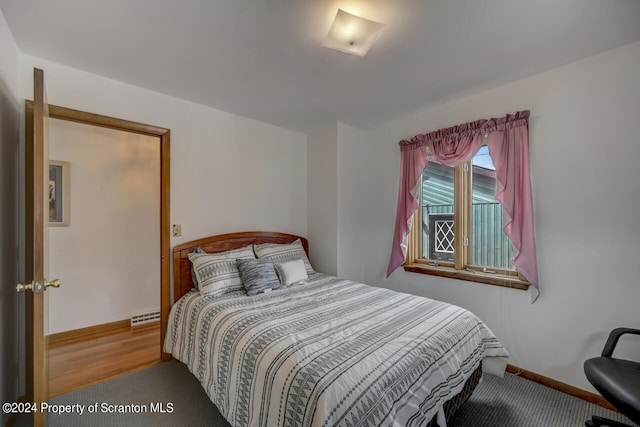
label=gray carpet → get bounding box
[14,360,636,426]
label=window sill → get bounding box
[403,263,530,291]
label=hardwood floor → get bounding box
[48,322,161,397]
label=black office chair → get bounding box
[584,328,640,427]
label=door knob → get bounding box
[45,279,61,289]
[16,279,61,293]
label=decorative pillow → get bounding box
[188,245,255,296]
[253,239,314,275]
[190,247,206,289]
[236,258,281,296]
[274,259,308,286]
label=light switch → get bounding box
[172,224,182,237]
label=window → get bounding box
[388,111,537,298]
[404,146,530,290]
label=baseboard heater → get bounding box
[130,309,161,327]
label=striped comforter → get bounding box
[164,274,509,427]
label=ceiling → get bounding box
[2,0,640,133]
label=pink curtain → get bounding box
[386,141,429,277]
[386,111,539,300]
[485,112,539,298]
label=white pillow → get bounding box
[274,259,308,286]
[188,245,255,296]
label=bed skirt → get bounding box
[427,364,483,426]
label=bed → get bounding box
[164,231,509,427]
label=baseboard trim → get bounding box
[506,364,617,412]
[47,319,131,345]
[47,319,163,345]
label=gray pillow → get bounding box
[236,258,281,296]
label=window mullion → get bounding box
[463,161,472,268]
[453,164,468,270]
[406,186,422,264]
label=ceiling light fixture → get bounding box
[322,9,386,57]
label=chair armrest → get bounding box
[602,327,640,357]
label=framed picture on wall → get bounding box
[49,161,70,226]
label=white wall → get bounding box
[307,124,338,275]
[19,55,308,250]
[307,122,370,281]
[48,119,160,333]
[338,40,640,391]
[0,6,21,423]
[337,122,366,283]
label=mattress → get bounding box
[164,273,509,427]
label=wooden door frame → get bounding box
[26,102,172,366]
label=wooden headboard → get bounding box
[172,231,309,303]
